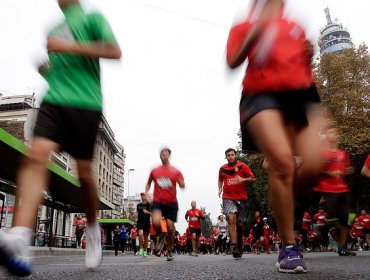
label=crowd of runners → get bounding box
[0,0,369,277]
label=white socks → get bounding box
[9,226,33,246]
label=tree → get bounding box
[200,207,213,237]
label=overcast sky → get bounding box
[1,0,369,233]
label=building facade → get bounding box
[0,94,126,243]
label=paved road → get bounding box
[1,251,369,280]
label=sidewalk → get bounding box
[31,247,134,256]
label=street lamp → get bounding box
[127,169,135,201]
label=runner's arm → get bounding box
[218,180,223,198]
[227,0,281,68]
[361,162,370,178]
[47,37,122,59]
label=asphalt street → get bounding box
[1,251,369,280]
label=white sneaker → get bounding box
[85,225,102,269]
[0,232,32,276]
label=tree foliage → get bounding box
[200,207,214,237]
[314,44,370,155]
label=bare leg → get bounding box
[14,138,59,228]
[191,233,197,253]
[294,105,327,195]
[247,110,295,245]
[76,160,98,225]
[227,214,237,244]
[151,210,162,234]
[166,219,175,251]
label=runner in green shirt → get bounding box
[0,0,121,276]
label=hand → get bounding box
[218,189,222,198]
[47,37,75,54]
[304,40,314,60]
[328,170,341,178]
[235,175,246,184]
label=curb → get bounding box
[30,247,123,256]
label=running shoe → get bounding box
[143,251,148,257]
[166,251,174,261]
[0,233,32,276]
[155,233,166,252]
[85,225,102,269]
[139,248,144,256]
[278,244,307,273]
[338,248,356,256]
[232,246,242,259]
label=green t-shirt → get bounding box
[43,4,118,111]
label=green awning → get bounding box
[98,218,134,225]
[0,128,114,211]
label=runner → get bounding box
[130,225,138,255]
[358,210,370,251]
[218,148,255,258]
[185,201,205,256]
[145,147,185,261]
[215,215,228,255]
[136,193,151,257]
[0,0,121,276]
[226,0,326,273]
[250,211,264,254]
[313,125,356,256]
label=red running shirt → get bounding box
[302,212,311,230]
[219,161,254,200]
[313,149,350,193]
[227,18,312,95]
[358,214,370,230]
[313,212,328,225]
[148,165,184,204]
[185,208,205,229]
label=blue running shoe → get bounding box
[278,244,307,273]
[0,233,32,276]
[275,248,286,269]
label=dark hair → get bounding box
[225,148,237,156]
[160,147,172,155]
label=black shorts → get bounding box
[151,202,179,223]
[239,84,320,151]
[363,228,370,235]
[33,102,102,160]
[317,192,354,228]
[190,228,201,237]
[137,222,150,235]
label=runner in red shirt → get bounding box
[145,147,185,261]
[313,125,356,256]
[226,0,326,273]
[218,148,255,258]
[74,214,86,249]
[361,155,370,179]
[263,217,272,254]
[185,201,205,256]
[301,212,311,249]
[350,218,364,251]
[313,208,328,225]
[358,210,370,250]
